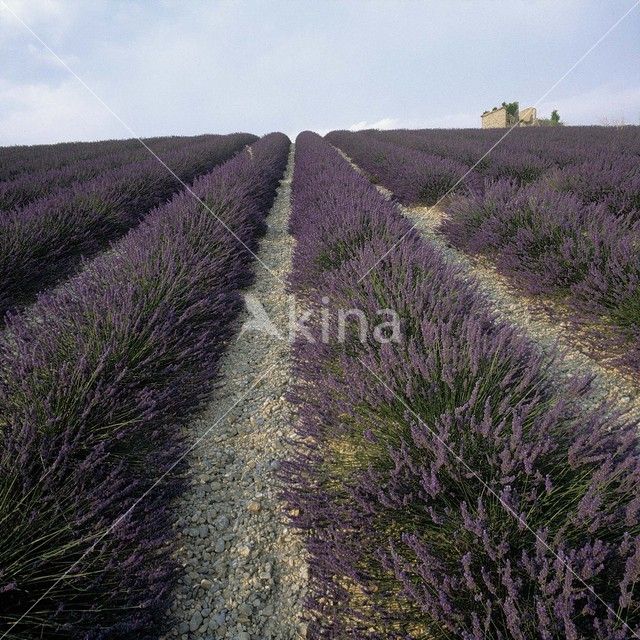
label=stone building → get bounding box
[481,105,538,128]
[481,106,512,129]
[519,107,538,126]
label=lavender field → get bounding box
[0,126,639,640]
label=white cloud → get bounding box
[1,0,65,22]
[0,0,77,45]
[348,118,400,131]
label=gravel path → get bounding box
[163,145,307,640]
[337,148,640,418]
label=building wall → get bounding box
[519,106,537,126]
[481,108,508,128]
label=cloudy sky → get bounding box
[0,0,639,144]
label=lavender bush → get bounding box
[572,232,640,371]
[482,148,552,183]
[338,127,640,205]
[325,130,481,205]
[0,135,226,212]
[287,131,640,639]
[442,180,640,372]
[0,135,219,183]
[545,155,640,220]
[442,181,609,292]
[0,133,290,638]
[0,138,143,182]
[373,126,640,171]
[0,132,256,320]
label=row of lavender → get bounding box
[0,133,290,638]
[326,128,640,372]
[0,135,232,212]
[371,126,640,218]
[373,126,640,174]
[0,132,256,320]
[0,135,205,182]
[287,132,640,639]
[326,128,640,216]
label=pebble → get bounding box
[189,611,202,631]
[247,500,261,513]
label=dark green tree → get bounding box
[501,101,519,117]
[551,109,561,125]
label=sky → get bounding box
[0,0,639,145]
